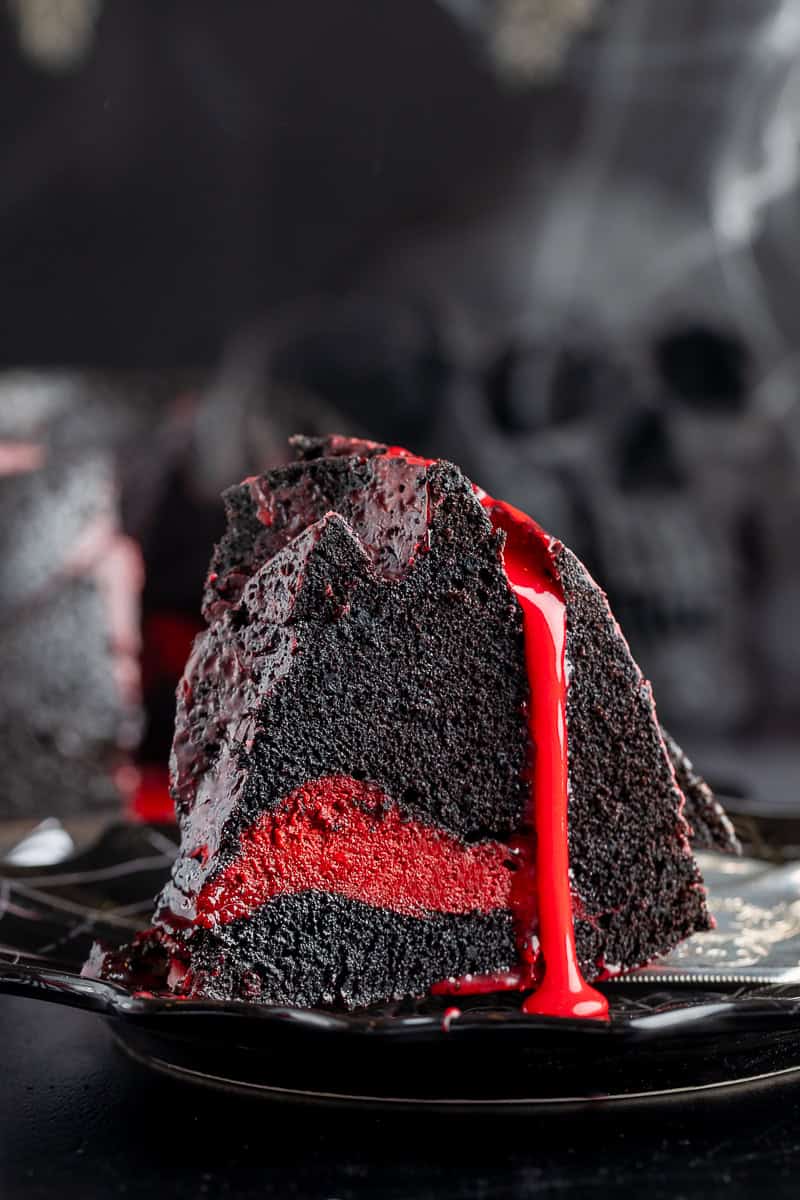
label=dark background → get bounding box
[1,0,544,368]
[2,0,799,769]
[1,5,800,1192]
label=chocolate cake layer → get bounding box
[186,893,515,1007]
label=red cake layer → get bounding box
[193,775,514,926]
[479,495,607,1020]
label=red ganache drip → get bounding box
[481,496,607,1021]
[193,775,514,926]
[386,446,607,1021]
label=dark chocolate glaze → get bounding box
[204,449,431,618]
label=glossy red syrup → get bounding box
[481,497,607,1021]
[387,446,607,1021]
[193,775,514,926]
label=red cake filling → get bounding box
[193,775,514,926]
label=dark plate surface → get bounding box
[3,818,800,1106]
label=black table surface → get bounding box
[2,992,800,1200]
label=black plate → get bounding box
[3,819,800,1107]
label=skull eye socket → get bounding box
[485,349,544,434]
[654,324,750,414]
[617,408,686,493]
[485,345,623,434]
[549,350,607,425]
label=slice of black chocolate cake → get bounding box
[88,435,737,1014]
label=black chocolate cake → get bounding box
[89,435,737,1013]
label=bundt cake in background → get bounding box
[0,376,145,818]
